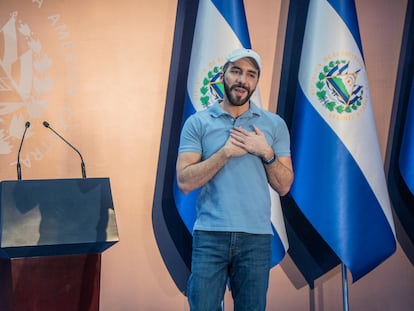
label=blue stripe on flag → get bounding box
[399,79,414,194]
[291,87,396,280]
[174,92,198,231]
[180,92,197,127]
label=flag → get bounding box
[152,0,199,294]
[289,0,396,282]
[173,0,289,267]
[386,0,414,262]
[399,79,414,195]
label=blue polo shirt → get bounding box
[178,101,291,234]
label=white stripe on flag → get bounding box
[187,0,244,111]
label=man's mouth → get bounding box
[233,86,248,96]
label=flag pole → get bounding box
[341,263,349,311]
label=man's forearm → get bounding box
[264,157,294,196]
[177,148,231,194]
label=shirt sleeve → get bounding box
[178,115,203,154]
[272,116,291,157]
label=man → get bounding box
[176,48,294,311]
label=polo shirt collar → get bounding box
[210,101,262,118]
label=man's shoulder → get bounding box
[253,104,285,122]
[183,107,214,130]
[189,102,221,119]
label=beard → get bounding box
[223,79,255,107]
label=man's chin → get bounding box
[231,95,251,106]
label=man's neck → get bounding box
[220,100,250,118]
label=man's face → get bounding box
[222,58,259,107]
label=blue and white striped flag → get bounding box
[173,0,289,267]
[399,79,414,195]
[290,0,396,281]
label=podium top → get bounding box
[0,178,119,258]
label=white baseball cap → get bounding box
[226,48,262,71]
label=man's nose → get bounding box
[236,72,246,84]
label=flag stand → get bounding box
[341,263,350,311]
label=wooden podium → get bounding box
[0,178,119,311]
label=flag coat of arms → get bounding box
[173,0,289,267]
[290,0,396,281]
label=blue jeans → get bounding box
[187,231,272,311]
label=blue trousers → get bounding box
[187,231,272,311]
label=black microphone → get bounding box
[43,121,87,178]
[17,121,31,180]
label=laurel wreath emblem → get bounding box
[0,12,52,155]
[199,65,223,109]
[316,59,363,114]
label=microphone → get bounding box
[43,121,87,178]
[17,121,31,180]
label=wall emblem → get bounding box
[0,7,78,174]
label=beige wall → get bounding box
[0,0,413,310]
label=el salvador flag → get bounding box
[173,0,289,267]
[399,79,414,195]
[290,0,396,281]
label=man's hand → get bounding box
[223,132,248,158]
[229,125,273,159]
